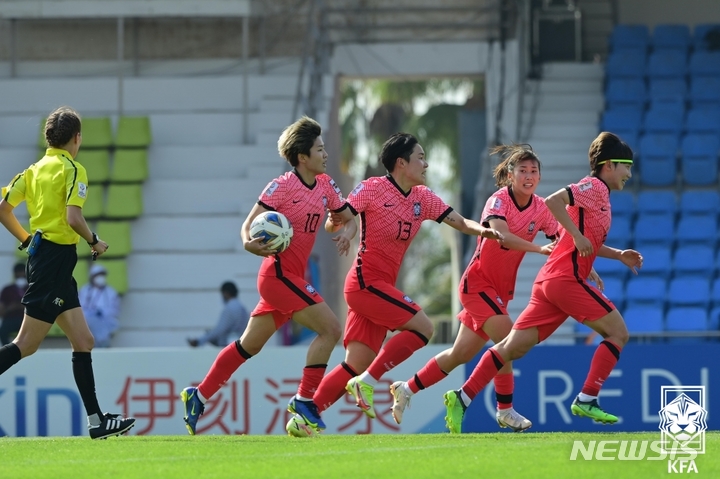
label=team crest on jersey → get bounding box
[413,202,421,218]
[305,284,317,295]
[579,182,592,191]
[528,221,536,233]
[77,182,87,199]
[322,196,328,208]
[496,296,504,306]
[403,295,414,303]
[350,183,364,196]
[264,181,279,197]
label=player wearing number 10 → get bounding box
[180,116,356,435]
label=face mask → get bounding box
[93,275,107,287]
[15,278,27,288]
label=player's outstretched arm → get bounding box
[241,203,280,257]
[545,188,593,257]
[0,199,30,243]
[442,210,503,240]
[487,218,553,254]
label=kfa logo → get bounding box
[413,202,421,219]
[322,196,328,208]
[659,385,707,473]
[527,221,536,233]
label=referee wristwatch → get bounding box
[88,232,99,246]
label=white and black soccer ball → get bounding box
[250,211,293,253]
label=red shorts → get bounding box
[251,273,324,329]
[514,277,615,342]
[458,289,509,341]
[343,282,422,354]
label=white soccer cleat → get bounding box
[496,408,532,432]
[390,381,412,425]
[286,414,317,438]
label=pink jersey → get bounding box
[461,186,559,301]
[536,176,611,283]
[345,175,452,290]
[257,170,347,277]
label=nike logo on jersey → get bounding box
[292,199,301,204]
[384,203,395,207]
[600,207,608,211]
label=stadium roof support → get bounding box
[0,0,253,18]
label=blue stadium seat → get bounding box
[693,24,720,50]
[636,191,677,216]
[676,215,717,245]
[605,216,632,250]
[686,108,720,134]
[710,306,720,331]
[666,307,708,343]
[605,79,647,109]
[624,305,664,334]
[609,25,650,51]
[643,105,685,135]
[633,214,675,246]
[647,50,688,79]
[593,256,628,280]
[681,134,720,186]
[600,277,625,310]
[610,191,634,219]
[712,279,720,307]
[606,49,647,79]
[648,78,687,105]
[615,130,640,153]
[680,190,720,215]
[689,51,720,77]
[635,245,672,278]
[601,108,644,133]
[653,24,691,51]
[668,277,711,307]
[689,77,720,108]
[673,245,715,277]
[626,277,667,308]
[637,133,679,186]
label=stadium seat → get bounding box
[601,108,644,133]
[95,221,132,258]
[610,191,634,219]
[689,77,720,108]
[93,258,128,294]
[605,79,647,109]
[686,108,720,134]
[648,78,687,105]
[104,184,143,218]
[115,116,152,148]
[672,245,715,277]
[666,307,708,343]
[693,24,720,50]
[676,215,717,245]
[606,49,647,79]
[76,150,110,184]
[668,277,711,308]
[637,133,679,186]
[79,117,113,149]
[689,51,720,77]
[110,149,148,183]
[633,214,675,246]
[605,216,632,250]
[652,24,691,51]
[712,279,720,307]
[680,190,720,215]
[709,306,720,331]
[74,259,90,289]
[681,133,720,186]
[636,191,677,216]
[609,25,650,51]
[642,105,685,135]
[625,276,667,308]
[615,130,640,153]
[624,305,664,334]
[83,185,104,219]
[635,245,672,278]
[599,277,625,310]
[593,256,628,280]
[646,50,688,79]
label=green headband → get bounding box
[597,159,634,165]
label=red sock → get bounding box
[197,341,249,399]
[494,372,514,410]
[297,364,327,399]
[366,330,428,381]
[314,362,357,413]
[407,357,448,394]
[582,340,621,397]
[462,348,505,401]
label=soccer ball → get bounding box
[250,211,293,253]
[286,414,316,438]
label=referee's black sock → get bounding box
[0,343,21,375]
[72,352,103,418]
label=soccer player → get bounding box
[444,132,642,433]
[0,106,135,439]
[180,116,356,435]
[389,144,560,432]
[287,132,503,435]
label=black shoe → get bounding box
[89,413,136,440]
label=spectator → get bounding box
[0,263,28,345]
[79,264,120,348]
[188,281,249,347]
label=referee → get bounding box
[0,106,135,439]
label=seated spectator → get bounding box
[0,263,28,345]
[188,281,249,347]
[79,264,120,348]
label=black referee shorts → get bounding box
[22,240,81,324]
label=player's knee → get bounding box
[614,329,630,347]
[326,320,342,342]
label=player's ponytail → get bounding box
[490,144,541,188]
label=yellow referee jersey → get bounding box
[2,148,89,245]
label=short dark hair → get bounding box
[45,106,81,148]
[277,116,322,167]
[13,262,25,274]
[379,133,419,173]
[220,281,238,297]
[589,132,634,176]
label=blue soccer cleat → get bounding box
[287,396,326,431]
[180,387,205,435]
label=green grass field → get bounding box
[1,432,718,479]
